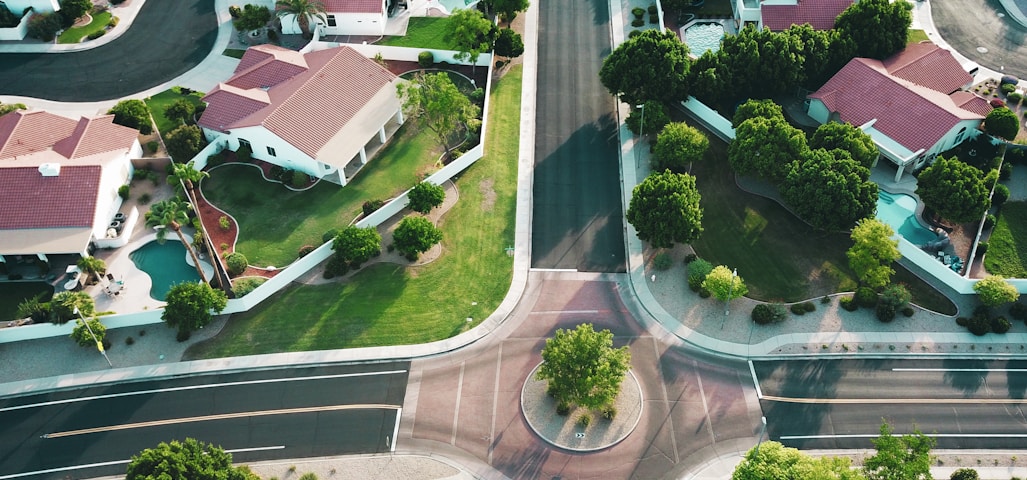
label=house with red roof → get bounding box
[733,0,853,31]
[807,43,987,181]
[0,110,142,259]
[197,44,404,187]
[279,0,390,36]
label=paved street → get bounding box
[0,0,216,101]
[0,363,409,480]
[930,0,1027,78]
[531,0,626,272]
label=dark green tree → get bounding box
[915,156,990,223]
[863,421,935,480]
[126,438,258,480]
[950,468,980,480]
[408,181,446,214]
[58,0,92,27]
[108,99,153,134]
[652,122,709,173]
[599,29,691,105]
[165,124,204,162]
[626,170,703,248]
[781,148,877,231]
[397,72,481,161]
[536,323,631,410]
[717,25,804,97]
[332,226,382,267]
[493,28,524,59]
[784,24,850,89]
[625,101,669,136]
[688,50,731,105]
[847,218,900,289]
[810,121,879,169]
[445,8,497,71]
[984,107,1020,141]
[728,115,808,182]
[703,265,748,303]
[491,0,529,25]
[835,0,913,60]
[393,216,442,260]
[162,282,228,338]
[731,99,785,129]
[48,291,95,325]
[165,99,196,126]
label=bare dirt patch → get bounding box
[479,178,496,211]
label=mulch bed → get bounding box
[383,60,489,88]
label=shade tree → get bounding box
[974,275,1020,307]
[652,122,709,173]
[863,421,935,480]
[407,181,446,214]
[599,29,691,105]
[915,156,990,224]
[445,8,497,70]
[126,438,259,480]
[108,99,154,134]
[809,121,879,169]
[835,0,913,60]
[625,100,670,137]
[162,282,228,340]
[493,28,524,59]
[728,115,808,182]
[731,99,785,129]
[397,72,481,161]
[392,215,443,260]
[780,148,878,231]
[626,170,703,248]
[331,226,382,267]
[536,323,631,411]
[847,218,901,289]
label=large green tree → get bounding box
[108,99,153,134]
[165,125,204,163]
[625,100,670,137]
[718,25,804,97]
[275,0,326,36]
[488,0,529,25]
[728,115,808,182]
[393,215,443,260]
[835,0,913,60]
[781,148,878,231]
[731,99,785,129]
[537,323,631,410]
[702,265,748,303]
[445,8,496,70]
[599,29,691,105]
[126,438,258,480]
[626,170,703,248]
[407,181,446,214]
[332,226,382,267]
[493,28,524,59]
[165,99,196,126]
[397,72,481,161]
[984,107,1020,141]
[810,122,879,169]
[863,422,935,480]
[974,275,1020,307]
[58,0,92,27]
[915,156,990,224]
[847,218,901,289]
[732,441,863,480]
[785,24,852,89]
[145,198,209,284]
[162,282,228,339]
[48,291,94,325]
[653,122,709,173]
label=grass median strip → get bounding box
[185,66,523,358]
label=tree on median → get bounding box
[126,438,259,480]
[599,29,691,106]
[626,170,703,249]
[397,72,481,162]
[536,323,631,411]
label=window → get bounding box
[327,15,337,27]
[955,126,967,143]
[266,146,277,157]
[238,138,251,150]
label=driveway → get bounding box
[931,0,1027,78]
[0,0,216,101]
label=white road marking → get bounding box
[391,408,402,453]
[1,370,408,413]
[748,361,763,399]
[892,368,1027,372]
[451,363,465,446]
[761,395,1027,404]
[694,360,715,440]
[0,446,284,479]
[528,310,600,315]
[781,433,1027,440]
[488,344,503,465]
[528,268,578,272]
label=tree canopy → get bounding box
[626,170,704,248]
[165,99,196,126]
[915,156,991,224]
[537,323,631,410]
[835,0,913,60]
[810,122,879,169]
[126,438,259,480]
[732,441,862,480]
[332,226,382,267]
[625,100,670,136]
[108,99,153,134]
[728,115,808,182]
[984,107,1020,141]
[397,72,481,160]
[599,29,691,105]
[393,215,443,259]
[493,28,524,58]
[974,275,1020,307]
[781,148,878,231]
[445,8,497,67]
[718,25,804,97]
[703,265,748,303]
[145,197,208,283]
[491,0,530,24]
[863,422,935,480]
[407,181,446,214]
[274,0,325,36]
[731,99,784,129]
[162,282,228,338]
[653,122,709,173]
[165,125,204,163]
[58,0,92,27]
[71,317,107,348]
[847,218,901,289]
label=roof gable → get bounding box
[324,0,384,13]
[882,42,972,94]
[0,165,101,229]
[198,84,272,132]
[0,110,77,160]
[52,115,138,159]
[761,0,853,31]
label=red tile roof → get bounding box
[761,0,853,31]
[0,165,101,229]
[951,91,993,116]
[198,84,271,132]
[199,45,399,158]
[810,57,984,153]
[52,115,139,159]
[882,42,972,94]
[324,0,384,13]
[230,44,309,89]
[0,110,77,160]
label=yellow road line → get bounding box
[762,395,1027,404]
[43,404,400,439]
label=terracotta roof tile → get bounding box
[52,115,139,159]
[198,84,272,132]
[761,0,853,31]
[951,91,993,116]
[0,165,101,229]
[882,42,972,94]
[324,0,384,13]
[0,110,77,160]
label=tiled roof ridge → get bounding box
[0,110,78,160]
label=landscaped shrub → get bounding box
[87,30,106,40]
[225,252,248,276]
[649,13,659,23]
[577,413,591,427]
[291,170,308,188]
[470,87,486,104]
[631,18,644,27]
[967,310,991,336]
[802,301,815,312]
[683,253,697,264]
[992,316,1012,334]
[839,296,858,311]
[984,214,997,229]
[1010,302,1027,321]
[1009,92,1023,105]
[118,184,130,200]
[875,303,896,322]
[27,12,62,42]
[176,329,191,342]
[269,165,284,180]
[631,6,645,17]
[601,405,617,420]
[147,141,159,153]
[752,303,787,325]
[362,199,385,216]
[687,258,713,291]
[790,303,807,316]
[1002,83,1017,94]
[322,253,350,279]
[234,4,271,32]
[418,50,434,67]
[653,252,673,271]
[1001,162,1013,180]
[232,277,266,297]
[556,401,571,416]
[993,183,1010,206]
[698,288,711,298]
[854,287,878,308]
[950,468,980,480]
[219,215,230,230]
[229,5,242,18]
[647,4,658,14]
[901,305,915,317]
[977,241,989,255]
[139,193,152,204]
[628,29,642,38]
[298,474,318,480]
[297,245,315,258]
[956,316,968,327]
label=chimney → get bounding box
[38,163,61,177]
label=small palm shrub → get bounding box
[752,303,787,325]
[577,413,591,427]
[418,50,433,67]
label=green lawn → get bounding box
[57,11,112,44]
[203,125,440,267]
[184,66,523,357]
[144,87,207,138]
[907,29,929,44]
[0,282,53,322]
[984,201,1027,278]
[378,17,457,50]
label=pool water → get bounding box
[437,0,476,13]
[684,23,725,57]
[129,241,201,301]
[876,191,938,245]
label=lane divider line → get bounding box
[781,433,1027,440]
[892,368,1027,372]
[762,395,1027,404]
[0,446,284,480]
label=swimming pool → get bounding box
[129,241,201,301]
[876,191,938,246]
[683,22,725,57]
[437,0,477,14]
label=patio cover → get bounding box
[0,227,93,255]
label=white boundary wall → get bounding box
[0,9,32,41]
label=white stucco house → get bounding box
[197,44,404,186]
[733,0,853,31]
[807,43,990,181]
[0,110,141,258]
[279,0,390,36]
[1,0,57,14]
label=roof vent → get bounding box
[38,163,61,177]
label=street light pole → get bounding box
[725,267,737,315]
[754,416,768,456]
[635,103,646,169]
[73,307,112,368]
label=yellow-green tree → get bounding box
[537,324,631,411]
[847,218,900,289]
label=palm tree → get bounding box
[76,256,107,285]
[145,198,209,284]
[168,161,225,290]
[275,0,327,37]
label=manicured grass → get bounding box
[0,282,53,322]
[185,66,522,357]
[203,125,440,267]
[378,17,457,50]
[222,49,247,59]
[57,11,112,44]
[984,201,1027,278]
[907,29,929,44]
[144,87,206,138]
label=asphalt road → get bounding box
[0,363,409,480]
[530,0,627,273]
[753,359,1027,450]
[931,0,1027,78]
[0,0,216,101]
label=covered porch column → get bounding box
[359,146,368,165]
[379,125,387,144]
[396,107,404,125]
